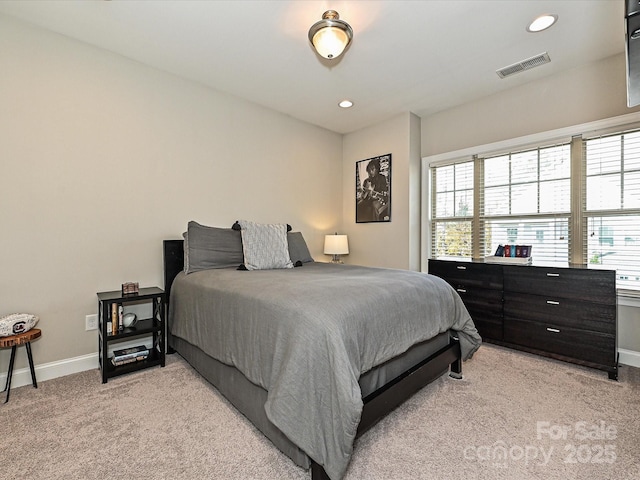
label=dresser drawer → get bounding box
[452,287,503,341]
[503,266,615,304]
[429,260,503,290]
[455,286,503,315]
[504,318,616,366]
[504,292,616,335]
[471,317,503,341]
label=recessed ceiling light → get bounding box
[339,100,353,108]
[527,14,558,33]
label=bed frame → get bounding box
[163,239,462,480]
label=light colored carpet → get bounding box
[1,344,638,480]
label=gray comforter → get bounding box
[169,262,480,480]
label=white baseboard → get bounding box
[1,337,152,390]
[619,348,640,368]
[0,353,98,390]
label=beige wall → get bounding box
[0,16,343,369]
[421,53,640,157]
[619,304,640,354]
[342,113,421,270]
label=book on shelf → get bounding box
[111,354,148,367]
[112,354,148,366]
[112,345,149,364]
[112,351,148,361]
[113,345,148,358]
[111,303,118,335]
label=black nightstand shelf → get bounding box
[97,287,166,383]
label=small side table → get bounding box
[97,288,165,383]
[0,328,41,403]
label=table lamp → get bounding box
[324,233,349,264]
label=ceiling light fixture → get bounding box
[339,100,353,108]
[527,14,558,33]
[308,10,353,59]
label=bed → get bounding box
[163,221,481,480]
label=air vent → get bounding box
[496,52,551,79]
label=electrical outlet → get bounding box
[85,314,98,331]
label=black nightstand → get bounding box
[97,287,166,383]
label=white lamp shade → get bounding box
[324,235,349,255]
[308,10,353,60]
[312,27,350,59]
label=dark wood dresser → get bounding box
[428,259,618,379]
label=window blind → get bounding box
[584,130,640,289]
[430,161,474,259]
[479,143,571,263]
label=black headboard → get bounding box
[163,239,184,304]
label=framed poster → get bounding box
[356,153,391,223]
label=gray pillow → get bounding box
[183,231,189,272]
[288,232,314,264]
[238,220,293,270]
[184,221,243,274]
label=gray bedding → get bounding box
[169,262,481,480]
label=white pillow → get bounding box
[238,220,294,270]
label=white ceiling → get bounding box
[0,0,626,134]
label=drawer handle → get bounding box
[456,266,467,270]
[546,300,560,305]
[456,288,467,293]
[546,273,560,277]
[546,327,561,333]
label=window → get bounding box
[585,131,640,290]
[431,161,473,258]
[428,125,640,292]
[480,144,571,263]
